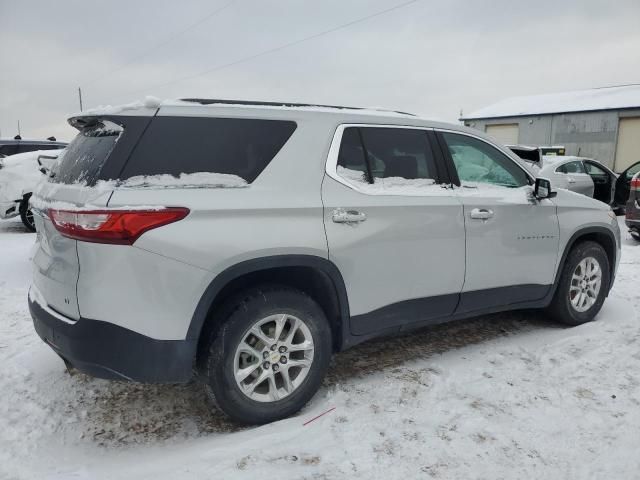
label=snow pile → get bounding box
[0,150,62,203]
[71,96,162,117]
[108,172,248,189]
[463,84,640,119]
[337,166,442,195]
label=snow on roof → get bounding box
[70,97,417,119]
[462,84,640,120]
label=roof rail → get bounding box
[179,98,415,116]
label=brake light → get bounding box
[631,177,640,192]
[48,208,189,245]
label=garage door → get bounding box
[485,124,519,145]
[615,117,640,172]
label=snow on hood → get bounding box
[0,150,62,203]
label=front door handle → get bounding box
[567,177,576,184]
[470,208,494,220]
[332,208,367,224]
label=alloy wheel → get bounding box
[233,314,314,403]
[569,256,602,313]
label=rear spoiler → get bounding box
[506,145,542,164]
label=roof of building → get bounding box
[461,84,640,120]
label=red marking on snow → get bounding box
[303,407,336,426]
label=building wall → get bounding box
[464,108,640,170]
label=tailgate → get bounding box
[31,182,113,320]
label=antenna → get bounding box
[78,87,84,112]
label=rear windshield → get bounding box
[119,117,297,183]
[51,120,123,184]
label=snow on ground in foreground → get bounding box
[0,217,638,479]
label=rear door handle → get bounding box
[567,177,576,184]
[332,208,367,224]
[470,208,494,220]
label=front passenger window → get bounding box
[441,132,529,188]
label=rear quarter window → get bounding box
[119,117,297,183]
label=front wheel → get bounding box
[19,194,36,232]
[203,285,332,424]
[546,241,610,326]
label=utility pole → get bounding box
[78,87,84,112]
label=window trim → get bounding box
[325,123,448,196]
[433,128,535,187]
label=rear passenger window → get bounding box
[335,126,439,192]
[556,161,586,174]
[120,117,297,183]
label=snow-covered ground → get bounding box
[1,217,638,479]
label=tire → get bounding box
[203,285,332,424]
[19,194,36,232]
[631,230,640,242]
[546,241,610,326]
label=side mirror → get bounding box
[534,177,556,199]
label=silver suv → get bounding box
[29,99,621,424]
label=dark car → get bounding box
[0,137,67,158]
[626,172,640,242]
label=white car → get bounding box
[0,149,62,231]
[526,155,640,212]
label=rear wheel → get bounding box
[546,241,610,326]
[19,194,35,232]
[203,285,332,424]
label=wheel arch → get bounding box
[189,255,350,371]
[553,226,617,296]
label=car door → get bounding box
[583,160,615,205]
[322,125,465,336]
[614,161,640,208]
[554,160,594,197]
[435,130,560,313]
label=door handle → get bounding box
[567,177,576,184]
[470,208,494,220]
[332,208,367,224]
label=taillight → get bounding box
[48,208,189,245]
[631,177,640,192]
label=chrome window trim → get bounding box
[324,123,446,197]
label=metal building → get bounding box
[460,84,640,172]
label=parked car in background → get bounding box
[530,155,640,212]
[0,136,67,158]
[0,149,63,231]
[29,99,620,425]
[625,172,640,241]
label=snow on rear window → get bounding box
[51,120,122,185]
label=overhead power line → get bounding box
[85,0,238,86]
[127,0,421,95]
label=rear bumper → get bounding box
[29,288,196,383]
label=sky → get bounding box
[1,0,639,142]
